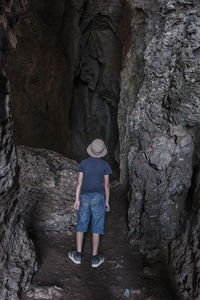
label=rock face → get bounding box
[70,0,122,173]
[5,0,122,174]
[2,0,200,299]
[17,146,78,232]
[0,2,37,299]
[6,0,75,156]
[118,0,200,296]
[170,191,200,299]
[170,158,200,299]
[0,57,37,300]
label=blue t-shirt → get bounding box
[78,157,112,194]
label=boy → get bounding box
[68,139,112,268]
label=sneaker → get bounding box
[68,250,81,264]
[92,254,104,268]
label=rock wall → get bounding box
[5,0,123,174]
[170,166,200,300]
[118,0,147,187]
[0,1,37,299]
[70,0,122,173]
[5,0,77,156]
[2,0,200,298]
[120,0,200,259]
[118,0,200,297]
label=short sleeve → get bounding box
[104,162,112,175]
[78,161,84,172]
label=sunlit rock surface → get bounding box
[17,146,78,233]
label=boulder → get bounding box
[17,146,79,232]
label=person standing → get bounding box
[68,139,112,268]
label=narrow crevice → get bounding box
[1,1,200,299]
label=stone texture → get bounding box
[5,0,123,176]
[128,126,193,253]
[17,146,79,232]
[119,0,200,258]
[170,209,200,299]
[5,0,75,156]
[0,2,37,299]
[170,164,200,299]
[1,0,200,299]
[70,0,122,174]
[118,1,147,187]
[118,0,200,297]
[25,284,63,299]
[0,74,37,300]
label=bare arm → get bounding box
[104,174,110,212]
[74,172,83,210]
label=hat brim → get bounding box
[87,144,107,158]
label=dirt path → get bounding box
[22,187,181,300]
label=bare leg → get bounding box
[92,233,100,256]
[76,232,84,253]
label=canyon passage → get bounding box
[1,0,200,299]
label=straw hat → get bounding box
[87,139,107,158]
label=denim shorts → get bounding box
[76,192,106,234]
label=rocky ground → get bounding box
[21,187,181,300]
